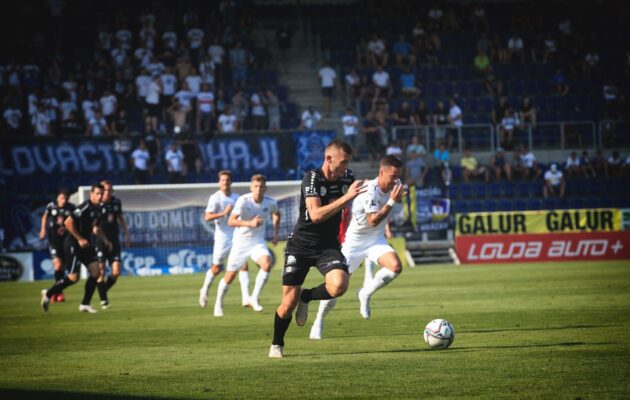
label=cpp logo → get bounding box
[167,249,212,269]
[121,251,156,274]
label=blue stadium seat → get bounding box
[501,182,515,198]
[485,199,498,212]
[568,197,585,209]
[513,199,527,211]
[498,199,513,211]
[473,183,487,199]
[516,182,530,197]
[453,200,470,214]
[489,182,501,197]
[470,200,485,212]
[448,184,459,199]
[461,183,474,199]
[527,198,542,210]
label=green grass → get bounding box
[1,261,629,399]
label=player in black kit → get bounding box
[269,139,366,358]
[96,180,130,309]
[39,189,75,303]
[40,183,112,313]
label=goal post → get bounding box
[71,181,302,276]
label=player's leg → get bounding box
[310,247,363,339]
[238,263,250,307]
[41,241,81,311]
[249,245,273,312]
[52,254,65,302]
[95,239,110,305]
[79,260,101,314]
[200,237,229,307]
[358,245,402,319]
[214,248,247,317]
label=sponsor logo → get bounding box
[166,249,212,269]
[121,251,156,273]
[342,185,348,194]
[0,255,24,281]
[286,255,296,266]
[283,266,295,275]
[320,186,327,196]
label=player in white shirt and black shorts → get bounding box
[309,155,406,339]
[213,174,281,316]
[199,170,251,309]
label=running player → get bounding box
[309,155,405,339]
[95,180,130,309]
[40,183,111,313]
[199,170,251,309]
[39,189,75,303]
[214,174,281,316]
[269,139,365,358]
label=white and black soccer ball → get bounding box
[423,319,455,349]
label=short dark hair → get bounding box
[326,139,353,155]
[100,179,113,188]
[91,182,104,192]
[380,155,404,169]
[251,174,267,183]
[218,170,232,180]
[58,188,70,197]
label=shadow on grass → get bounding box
[0,389,169,400]
[293,341,616,357]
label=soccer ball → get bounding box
[423,319,455,349]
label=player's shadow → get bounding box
[295,341,616,357]
[0,389,168,400]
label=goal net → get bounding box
[71,181,301,276]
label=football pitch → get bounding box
[1,260,629,399]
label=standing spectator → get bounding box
[162,28,178,51]
[86,109,111,137]
[187,26,205,64]
[492,96,509,127]
[251,22,270,69]
[59,94,78,123]
[266,89,281,131]
[173,81,194,127]
[473,49,491,78]
[386,140,404,157]
[3,102,23,134]
[61,110,82,136]
[42,91,60,135]
[111,109,129,137]
[367,34,389,67]
[602,81,619,118]
[406,135,427,157]
[623,154,630,177]
[583,51,601,78]
[372,64,392,102]
[412,101,429,128]
[363,111,382,166]
[564,152,582,178]
[32,104,51,136]
[318,61,338,117]
[520,96,537,128]
[392,34,415,67]
[543,35,558,64]
[433,101,449,148]
[135,67,152,101]
[168,100,190,135]
[196,83,215,135]
[276,23,293,74]
[344,68,361,107]
[217,106,238,133]
[145,75,162,133]
[405,152,429,188]
[207,37,225,87]
[543,164,565,198]
[185,67,202,95]
[165,142,185,183]
[484,73,504,97]
[229,41,248,88]
[231,90,249,128]
[341,108,359,158]
[300,106,321,130]
[447,97,462,151]
[392,101,414,128]
[199,54,215,90]
[461,148,489,182]
[580,150,597,178]
[499,107,520,149]
[427,3,444,31]
[608,151,623,178]
[99,88,118,125]
[131,140,151,184]
[250,88,268,131]
[507,34,525,63]
[551,68,570,96]
[491,147,512,181]
[433,141,451,186]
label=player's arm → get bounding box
[117,213,130,247]
[306,179,366,224]
[64,216,89,248]
[204,204,233,222]
[39,209,48,240]
[385,221,392,239]
[271,210,281,245]
[93,225,112,250]
[366,182,405,227]
[228,212,262,228]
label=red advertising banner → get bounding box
[455,231,630,263]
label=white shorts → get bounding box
[212,236,233,265]
[226,242,272,272]
[342,238,396,274]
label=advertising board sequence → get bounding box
[455,208,630,263]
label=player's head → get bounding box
[250,174,267,200]
[101,180,113,202]
[90,182,105,205]
[324,139,353,179]
[378,155,404,191]
[57,188,69,207]
[218,170,232,192]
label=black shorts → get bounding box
[321,87,333,97]
[64,238,99,275]
[146,102,161,117]
[48,237,65,259]
[282,246,349,286]
[95,238,122,264]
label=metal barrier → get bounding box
[392,124,494,153]
[523,121,597,150]
[599,120,630,149]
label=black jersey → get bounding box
[69,200,101,242]
[288,168,355,253]
[100,196,123,240]
[45,201,76,241]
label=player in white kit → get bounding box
[309,155,405,339]
[199,170,251,308]
[214,174,281,316]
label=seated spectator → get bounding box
[564,152,582,178]
[86,109,111,136]
[507,34,525,63]
[623,154,630,177]
[386,140,404,157]
[344,68,361,106]
[608,150,623,178]
[266,89,281,131]
[484,73,503,97]
[499,107,520,149]
[392,34,415,67]
[412,101,429,127]
[519,96,536,127]
[217,106,238,133]
[518,145,542,180]
[543,164,565,198]
[299,106,321,130]
[392,101,414,127]
[580,150,597,178]
[460,148,489,182]
[61,110,83,136]
[543,35,558,64]
[131,140,152,185]
[406,135,427,157]
[367,34,389,67]
[583,51,601,78]
[372,64,392,100]
[405,151,429,188]
[433,101,450,149]
[165,141,185,183]
[492,96,509,127]
[400,66,421,99]
[491,147,512,181]
[592,150,609,178]
[355,36,370,67]
[433,141,451,186]
[111,109,129,136]
[423,38,439,65]
[473,49,492,77]
[359,75,376,102]
[362,111,384,165]
[477,33,492,56]
[447,97,462,150]
[551,68,570,96]
[341,108,359,158]
[603,81,619,118]
[491,34,508,63]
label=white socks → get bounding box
[363,268,399,298]
[201,269,216,294]
[313,298,338,325]
[363,260,375,289]
[239,270,250,305]
[215,278,230,309]
[250,270,270,303]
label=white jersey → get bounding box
[231,194,278,244]
[345,178,391,246]
[205,190,239,240]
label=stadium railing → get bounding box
[598,120,630,149]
